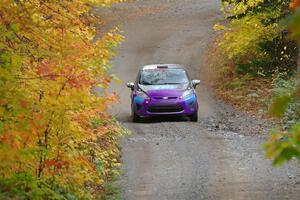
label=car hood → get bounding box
[138,83,189,98]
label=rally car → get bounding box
[127,64,200,122]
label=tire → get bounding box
[132,111,140,123]
[190,110,198,122]
[132,105,140,123]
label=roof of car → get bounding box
[141,64,185,70]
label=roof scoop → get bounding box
[157,65,168,69]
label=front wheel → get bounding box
[132,112,140,123]
[132,105,140,123]
[190,110,198,122]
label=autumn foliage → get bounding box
[213,1,300,166]
[290,0,300,11]
[0,0,126,199]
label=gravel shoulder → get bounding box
[98,0,300,199]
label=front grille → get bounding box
[154,96,177,100]
[148,105,184,113]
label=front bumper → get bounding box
[133,95,197,117]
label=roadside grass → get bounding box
[206,36,273,118]
[100,117,129,200]
[101,177,122,200]
[215,73,273,117]
[100,123,129,200]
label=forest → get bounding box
[214,0,300,165]
[0,0,300,199]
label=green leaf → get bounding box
[0,121,3,135]
[269,95,291,118]
[273,147,300,166]
[10,24,19,32]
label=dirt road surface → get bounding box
[101,0,300,199]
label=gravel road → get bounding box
[101,0,300,199]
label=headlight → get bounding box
[181,89,194,99]
[136,90,149,99]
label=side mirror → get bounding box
[191,80,201,88]
[126,82,135,90]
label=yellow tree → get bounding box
[0,0,126,199]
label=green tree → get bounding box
[266,2,300,166]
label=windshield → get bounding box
[139,68,189,85]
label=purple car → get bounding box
[127,64,200,122]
